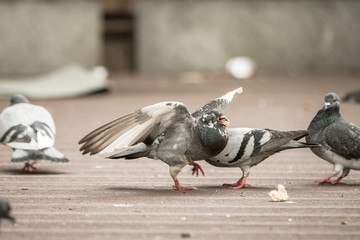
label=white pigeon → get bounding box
[0,94,69,171]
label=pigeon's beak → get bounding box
[219,116,229,127]
[323,102,331,109]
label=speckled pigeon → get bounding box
[0,198,15,227]
[189,87,243,176]
[0,94,69,172]
[206,128,318,188]
[306,92,360,184]
[79,95,234,190]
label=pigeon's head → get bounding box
[200,111,229,128]
[198,111,229,156]
[10,94,30,105]
[0,199,16,223]
[324,92,340,110]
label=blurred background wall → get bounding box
[136,0,360,73]
[0,0,359,76]
[0,0,103,76]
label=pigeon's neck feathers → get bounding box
[197,117,228,156]
[311,105,341,128]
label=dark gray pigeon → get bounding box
[0,94,69,172]
[306,92,360,184]
[342,90,360,104]
[205,128,318,188]
[190,87,243,176]
[79,99,231,190]
[0,198,15,227]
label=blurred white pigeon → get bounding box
[0,94,69,172]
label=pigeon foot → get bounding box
[223,182,252,189]
[331,177,346,185]
[318,179,332,185]
[191,162,205,177]
[20,162,38,172]
[223,173,252,189]
[173,179,197,191]
[318,173,343,185]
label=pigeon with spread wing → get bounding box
[79,98,233,190]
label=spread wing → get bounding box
[79,102,192,155]
[325,120,360,160]
[192,87,242,119]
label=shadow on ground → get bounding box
[0,167,67,175]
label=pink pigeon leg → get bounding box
[20,162,38,172]
[191,162,205,176]
[331,176,346,185]
[318,173,337,185]
[223,172,252,188]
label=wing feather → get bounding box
[79,102,191,155]
[325,121,360,159]
[192,87,242,118]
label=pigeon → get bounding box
[0,198,15,227]
[0,94,69,172]
[342,90,360,104]
[306,92,360,184]
[79,95,234,190]
[206,128,318,188]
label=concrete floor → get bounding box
[0,73,360,240]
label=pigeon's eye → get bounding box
[218,116,229,126]
[333,99,337,102]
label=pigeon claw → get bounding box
[223,173,252,189]
[173,179,198,191]
[223,182,252,189]
[331,177,346,185]
[20,162,38,173]
[317,174,346,185]
[191,162,205,177]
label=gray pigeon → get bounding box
[79,100,231,190]
[206,128,318,188]
[342,90,360,104]
[306,92,360,184]
[0,94,69,172]
[0,198,15,227]
[190,87,243,176]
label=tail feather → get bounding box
[107,143,152,159]
[281,140,320,150]
[11,147,69,163]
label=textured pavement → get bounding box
[0,73,359,240]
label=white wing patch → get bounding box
[99,117,157,154]
[260,131,272,145]
[80,101,187,155]
[221,87,243,102]
[208,128,271,165]
[243,135,255,159]
[210,128,254,161]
